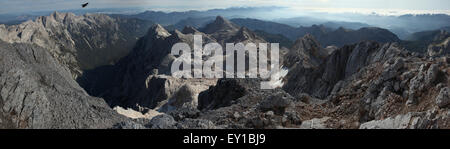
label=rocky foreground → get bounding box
[0,13,449,129]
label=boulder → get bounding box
[258,92,294,115]
[147,114,177,129]
[436,87,450,108]
[176,118,218,129]
[299,117,330,129]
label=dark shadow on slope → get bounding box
[76,65,120,107]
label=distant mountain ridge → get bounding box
[402,28,450,53]
[231,18,400,47]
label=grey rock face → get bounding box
[0,41,129,128]
[380,58,404,81]
[258,92,294,115]
[201,16,239,44]
[283,34,327,68]
[284,41,405,99]
[176,118,218,129]
[426,64,440,86]
[436,87,450,108]
[427,30,450,57]
[299,117,330,129]
[344,42,381,77]
[112,121,146,129]
[406,63,442,106]
[146,114,217,129]
[167,106,200,121]
[0,12,153,78]
[161,84,197,112]
[359,109,443,129]
[147,114,177,129]
[360,113,420,129]
[226,27,266,44]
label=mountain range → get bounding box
[0,11,449,129]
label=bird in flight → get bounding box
[81,2,89,8]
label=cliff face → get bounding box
[0,41,130,128]
[283,34,328,68]
[427,30,450,57]
[0,12,153,78]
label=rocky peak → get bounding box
[44,12,78,24]
[225,26,266,44]
[283,40,406,99]
[214,16,227,23]
[147,24,171,38]
[50,11,65,21]
[284,34,327,68]
[202,16,239,34]
[181,26,199,34]
[235,27,256,40]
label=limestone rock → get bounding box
[258,92,294,115]
[0,12,153,78]
[147,114,177,129]
[176,118,218,129]
[359,110,441,129]
[0,41,129,129]
[436,87,450,108]
[299,117,330,129]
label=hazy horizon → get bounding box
[1,0,449,16]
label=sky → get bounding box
[0,0,449,15]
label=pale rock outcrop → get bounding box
[359,109,446,129]
[436,87,450,108]
[299,117,330,129]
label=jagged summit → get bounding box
[226,26,266,43]
[49,11,73,22]
[214,16,228,24]
[147,24,171,38]
[284,34,327,68]
[236,27,255,39]
[181,26,199,34]
[202,16,239,34]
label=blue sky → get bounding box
[0,0,449,15]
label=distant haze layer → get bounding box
[0,0,449,15]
